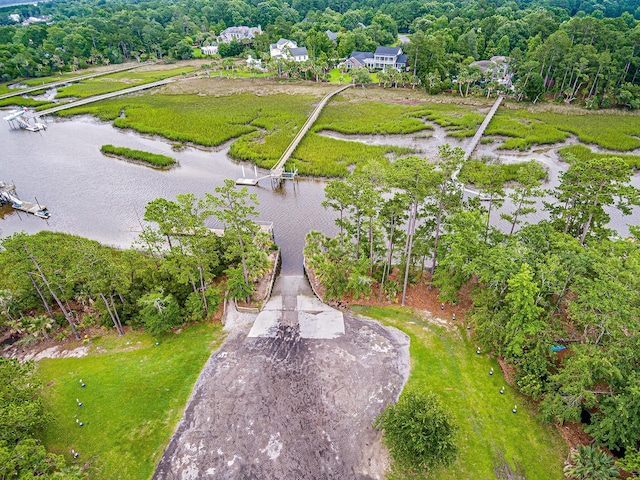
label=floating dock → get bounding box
[0,181,50,219]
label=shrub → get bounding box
[137,291,182,335]
[374,389,458,477]
[564,445,618,480]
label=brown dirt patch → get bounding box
[308,267,473,329]
[161,76,336,98]
[555,422,592,452]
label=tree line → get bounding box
[0,0,639,107]
[0,180,271,339]
[305,146,640,460]
[0,181,271,477]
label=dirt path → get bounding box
[153,277,409,479]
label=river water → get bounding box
[0,116,337,274]
[1,115,639,275]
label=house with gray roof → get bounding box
[270,39,309,62]
[343,51,374,69]
[290,47,309,62]
[371,46,406,70]
[344,47,407,71]
[218,25,262,43]
[270,38,297,59]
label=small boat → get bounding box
[33,209,51,219]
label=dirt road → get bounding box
[153,277,409,479]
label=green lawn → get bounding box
[37,321,226,480]
[353,305,566,479]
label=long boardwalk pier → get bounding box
[237,84,353,187]
[452,95,504,198]
[27,79,174,119]
[463,95,504,161]
[0,62,154,101]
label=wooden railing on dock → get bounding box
[269,84,353,179]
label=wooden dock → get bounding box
[462,95,504,161]
[236,84,353,187]
[28,79,174,119]
[0,181,50,219]
[12,200,50,219]
[452,95,504,200]
[0,62,155,101]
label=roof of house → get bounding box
[290,47,308,57]
[375,46,402,56]
[396,54,408,65]
[276,38,295,47]
[469,60,495,71]
[349,51,374,62]
[326,30,337,42]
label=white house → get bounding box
[270,38,297,59]
[290,47,309,62]
[218,26,262,43]
[246,55,263,70]
[344,47,407,71]
[469,56,512,86]
[200,45,218,55]
[369,46,407,70]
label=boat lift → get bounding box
[3,108,47,131]
[0,181,51,219]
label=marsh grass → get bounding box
[292,133,412,176]
[459,159,548,185]
[354,305,566,479]
[100,145,176,168]
[487,108,640,151]
[0,97,52,108]
[37,321,226,480]
[315,97,483,138]
[558,144,640,169]
[59,93,313,149]
[55,67,195,99]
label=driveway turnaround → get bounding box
[153,276,410,479]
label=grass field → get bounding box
[58,93,310,147]
[459,159,548,185]
[54,67,195,99]
[487,107,640,151]
[37,321,226,480]
[353,305,566,479]
[292,133,412,176]
[59,92,404,175]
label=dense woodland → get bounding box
[0,181,272,341]
[305,145,640,469]
[1,0,640,107]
